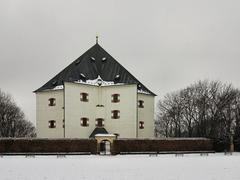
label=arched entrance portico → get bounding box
[95,134,116,155]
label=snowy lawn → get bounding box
[0,153,239,180]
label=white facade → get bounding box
[36,90,64,138]
[36,82,155,138]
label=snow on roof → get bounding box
[75,75,125,87]
[137,89,151,95]
[47,79,152,92]
[52,85,64,90]
[95,134,116,137]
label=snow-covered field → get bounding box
[0,153,239,180]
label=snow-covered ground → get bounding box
[0,153,239,180]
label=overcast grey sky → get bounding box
[0,0,240,124]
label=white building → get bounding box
[34,39,156,139]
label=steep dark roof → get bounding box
[89,127,108,138]
[34,43,156,96]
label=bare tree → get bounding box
[155,80,240,145]
[180,87,196,137]
[0,89,36,137]
[156,92,184,137]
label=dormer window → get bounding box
[80,73,86,82]
[114,74,120,83]
[80,93,89,102]
[112,94,120,103]
[96,118,104,127]
[75,59,80,65]
[48,120,56,128]
[137,84,142,90]
[90,57,96,62]
[111,110,120,119]
[48,98,56,106]
[138,100,144,108]
[139,121,144,129]
[102,57,107,62]
[81,118,89,127]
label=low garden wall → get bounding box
[0,138,97,154]
[112,138,214,154]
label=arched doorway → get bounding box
[100,140,111,155]
[94,134,116,155]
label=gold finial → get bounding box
[96,35,98,44]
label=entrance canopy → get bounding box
[89,127,108,138]
[95,134,116,138]
[95,134,116,147]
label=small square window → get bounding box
[138,100,144,108]
[112,94,120,103]
[48,98,56,106]
[80,93,89,102]
[48,120,56,128]
[139,121,144,129]
[81,118,89,127]
[111,110,120,119]
[96,118,104,127]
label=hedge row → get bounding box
[112,138,214,154]
[0,138,225,154]
[0,138,97,154]
[213,139,240,152]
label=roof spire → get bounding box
[96,35,98,44]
